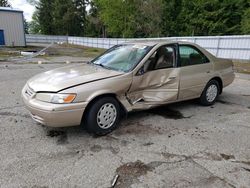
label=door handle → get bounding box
[169,77,176,80]
[206,71,211,74]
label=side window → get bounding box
[179,45,209,67]
[145,46,175,71]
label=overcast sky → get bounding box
[9,0,35,22]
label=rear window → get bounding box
[179,45,209,67]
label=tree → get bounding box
[26,0,39,6]
[162,0,183,36]
[30,0,88,36]
[134,0,164,37]
[53,0,80,35]
[241,7,250,34]
[95,0,165,38]
[0,0,11,7]
[29,10,41,34]
[95,0,138,37]
[174,0,247,36]
[24,19,29,34]
[37,0,55,34]
[73,0,88,36]
[85,1,104,37]
[29,0,249,37]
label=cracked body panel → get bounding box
[127,68,180,109]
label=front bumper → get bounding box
[22,85,88,127]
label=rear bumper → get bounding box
[22,85,87,127]
[223,71,235,88]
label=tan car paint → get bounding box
[127,67,180,110]
[61,73,133,107]
[213,58,235,87]
[22,84,88,126]
[22,40,235,127]
[178,63,214,100]
[129,41,234,105]
[28,63,123,92]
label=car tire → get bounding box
[85,97,121,135]
[200,80,219,106]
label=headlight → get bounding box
[35,93,76,104]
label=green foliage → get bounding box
[241,7,250,34]
[37,0,54,34]
[134,0,164,37]
[32,0,88,36]
[180,0,246,36]
[23,19,29,34]
[0,0,11,7]
[30,0,250,37]
[53,0,74,35]
[162,0,249,36]
[162,0,183,36]
[95,0,136,37]
[29,10,41,34]
[84,1,104,37]
[26,0,38,6]
[95,0,165,37]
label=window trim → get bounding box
[90,44,153,73]
[144,43,178,73]
[177,44,210,67]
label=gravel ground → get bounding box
[0,63,250,188]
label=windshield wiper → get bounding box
[95,63,112,70]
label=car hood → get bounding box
[27,63,123,92]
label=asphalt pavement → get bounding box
[0,63,250,188]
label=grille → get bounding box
[25,86,35,97]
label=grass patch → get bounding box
[83,47,106,57]
[233,61,250,74]
[1,45,43,52]
[0,44,106,61]
[56,43,106,57]
[0,50,20,60]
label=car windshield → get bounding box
[91,44,152,72]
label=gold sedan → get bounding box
[22,41,235,135]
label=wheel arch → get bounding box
[81,93,127,126]
[209,77,223,94]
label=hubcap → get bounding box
[206,84,218,102]
[97,103,117,129]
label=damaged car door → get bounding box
[127,44,180,109]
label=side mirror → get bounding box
[136,57,155,76]
[136,66,145,76]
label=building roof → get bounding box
[0,7,23,13]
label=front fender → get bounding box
[60,74,133,112]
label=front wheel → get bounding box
[200,80,219,106]
[84,97,121,135]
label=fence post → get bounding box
[216,37,221,57]
[193,37,197,44]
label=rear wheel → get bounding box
[84,97,121,135]
[200,80,219,106]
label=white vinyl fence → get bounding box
[26,34,250,60]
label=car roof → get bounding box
[124,39,217,61]
[124,40,197,46]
